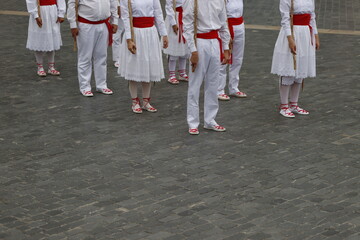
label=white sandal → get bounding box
[279,104,295,118]
[132,97,143,114]
[142,98,157,113]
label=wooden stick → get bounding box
[173,0,177,24]
[224,0,232,59]
[290,0,296,70]
[128,0,135,43]
[37,0,41,18]
[194,0,198,47]
[73,0,79,51]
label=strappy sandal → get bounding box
[178,70,189,81]
[48,63,60,76]
[279,104,295,118]
[37,64,46,77]
[142,98,157,113]
[289,102,309,115]
[132,97,143,114]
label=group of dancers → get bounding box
[26,0,320,135]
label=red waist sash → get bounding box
[133,17,155,28]
[78,16,113,46]
[227,17,244,64]
[176,7,186,43]
[197,30,223,61]
[293,14,313,45]
[40,0,57,6]
[227,17,244,39]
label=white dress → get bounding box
[26,0,66,51]
[118,0,167,82]
[163,0,189,57]
[271,0,318,79]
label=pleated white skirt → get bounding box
[163,14,189,57]
[118,26,164,82]
[26,5,62,51]
[271,25,316,79]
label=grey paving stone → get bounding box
[0,0,359,240]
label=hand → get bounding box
[222,50,231,65]
[36,17,42,28]
[287,36,296,55]
[162,36,169,49]
[172,24,179,34]
[127,39,136,54]
[315,34,320,50]
[112,24,118,33]
[71,28,79,40]
[190,51,199,72]
[56,17,64,23]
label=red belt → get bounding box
[227,17,244,39]
[78,16,113,46]
[133,17,155,28]
[293,14,313,45]
[176,7,186,43]
[40,0,57,6]
[197,30,223,61]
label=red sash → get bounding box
[197,30,223,61]
[227,17,244,39]
[176,7,186,43]
[133,17,155,28]
[40,0,57,6]
[293,14,313,45]
[227,17,244,64]
[78,16,113,46]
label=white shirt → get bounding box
[226,0,243,19]
[67,0,119,29]
[165,0,184,27]
[120,0,167,40]
[26,0,66,19]
[280,0,318,36]
[183,0,230,53]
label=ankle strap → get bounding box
[143,97,151,101]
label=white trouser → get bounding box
[218,23,245,95]
[187,38,221,129]
[77,22,109,92]
[112,18,124,62]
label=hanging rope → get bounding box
[173,0,177,24]
[73,0,79,51]
[194,0,198,47]
[290,0,296,70]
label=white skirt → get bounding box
[26,5,62,51]
[271,25,316,79]
[118,26,164,82]
[163,14,189,57]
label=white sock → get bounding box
[178,57,187,73]
[289,82,302,104]
[35,51,45,65]
[279,84,291,105]
[129,81,138,99]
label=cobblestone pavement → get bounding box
[0,1,359,240]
